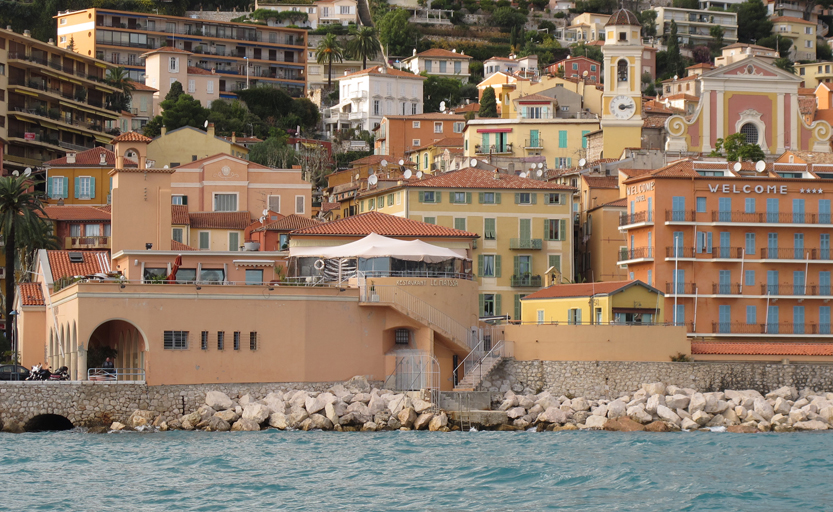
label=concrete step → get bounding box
[454,356,502,391]
[438,391,491,411]
[447,410,508,429]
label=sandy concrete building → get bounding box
[575,175,622,282]
[375,113,465,157]
[44,146,134,206]
[652,6,738,47]
[147,124,249,168]
[406,136,465,174]
[142,48,221,113]
[400,48,473,83]
[771,16,817,62]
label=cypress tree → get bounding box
[478,87,498,118]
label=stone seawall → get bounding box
[481,360,833,400]
[0,380,381,430]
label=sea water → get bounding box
[2,429,832,511]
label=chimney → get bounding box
[413,48,417,56]
[6,26,11,32]
[232,131,237,143]
[100,152,107,165]
[207,123,215,137]
[452,49,456,53]
[493,171,500,180]
[67,152,76,164]
[48,38,55,45]
[23,30,31,37]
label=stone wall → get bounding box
[481,359,833,399]
[0,380,381,430]
[184,10,250,22]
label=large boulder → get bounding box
[537,407,569,425]
[214,409,239,423]
[665,394,690,410]
[324,403,341,426]
[583,415,607,429]
[288,408,309,428]
[367,394,388,416]
[269,412,288,430]
[238,394,257,407]
[766,386,798,401]
[206,391,234,411]
[571,397,590,412]
[230,418,261,431]
[753,398,775,421]
[627,404,653,424]
[110,422,126,431]
[643,382,666,396]
[413,412,434,430]
[507,407,527,419]
[691,410,712,426]
[242,404,270,425]
[681,418,699,431]
[398,408,417,428]
[606,400,627,419]
[644,421,670,432]
[345,375,371,393]
[773,397,792,415]
[428,413,448,432]
[128,410,158,429]
[412,399,434,414]
[206,416,231,432]
[603,417,645,432]
[794,420,829,431]
[361,421,377,432]
[656,405,682,426]
[305,395,327,415]
[306,414,334,431]
[727,424,758,434]
[387,395,410,416]
[646,394,666,414]
[688,393,707,414]
[517,395,535,409]
[347,401,371,417]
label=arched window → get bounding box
[617,59,628,83]
[740,123,758,145]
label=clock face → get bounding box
[609,95,636,120]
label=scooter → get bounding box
[49,366,69,381]
[25,365,53,381]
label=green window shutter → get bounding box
[544,219,551,240]
[479,294,485,316]
[448,193,455,204]
[435,191,442,203]
[495,294,502,315]
[560,219,567,241]
[495,254,502,277]
[478,254,484,276]
[478,192,485,203]
[482,133,490,148]
[520,219,531,240]
[90,177,96,199]
[419,191,424,203]
[485,218,495,238]
[567,158,572,168]
[549,254,561,273]
[466,192,472,204]
[360,201,364,213]
[513,255,520,276]
[74,177,80,199]
[515,193,520,204]
[455,218,466,231]
[559,130,567,148]
[495,193,501,204]
[62,177,69,198]
[531,193,537,205]
[582,130,590,149]
[514,294,522,321]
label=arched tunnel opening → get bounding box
[24,414,74,432]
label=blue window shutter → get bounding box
[49,177,56,198]
[63,177,69,199]
[90,177,96,199]
[109,176,113,192]
[74,177,80,199]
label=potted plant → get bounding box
[369,284,379,302]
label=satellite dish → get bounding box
[582,70,588,77]
[538,163,544,169]
[24,167,32,176]
[204,120,209,128]
[579,158,587,167]
[755,160,766,172]
[262,209,269,216]
[470,158,478,167]
[439,101,446,112]
[733,162,742,172]
[403,169,412,179]
[12,171,19,176]
[416,171,423,179]
[355,173,360,180]
[368,174,378,185]
[536,169,543,177]
[380,159,388,167]
[398,159,404,166]
[519,172,527,178]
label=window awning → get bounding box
[612,308,656,314]
[290,233,469,262]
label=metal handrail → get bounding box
[452,338,484,385]
[461,340,504,389]
[87,367,145,381]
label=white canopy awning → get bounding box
[289,233,469,262]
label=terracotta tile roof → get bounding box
[42,206,111,221]
[44,147,137,167]
[605,9,640,26]
[771,15,815,24]
[383,113,465,121]
[338,66,426,81]
[187,66,214,76]
[604,198,627,207]
[410,136,464,152]
[798,88,816,95]
[643,99,681,115]
[686,62,715,70]
[129,80,158,92]
[618,168,652,178]
[111,132,153,144]
[452,103,480,113]
[643,116,669,128]
[800,96,817,117]
[784,150,833,164]
[722,42,773,51]
[661,75,698,84]
[321,201,341,213]
[349,154,412,167]
[515,94,556,103]
[663,93,699,102]
[46,250,111,281]
[19,282,44,306]
[290,211,479,238]
[171,205,190,225]
[189,211,252,229]
[171,240,196,251]
[485,56,521,62]
[582,176,619,189]
[552,55,601,67]
[172,153,270,170]
[411,48,472,59]
[97,205,112,214]
[411,167,575,190]
[523,280,658,300]
[692,341,833,356]
[253,214,319,232]
[219,136,264,144]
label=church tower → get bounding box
[600,9,644,160]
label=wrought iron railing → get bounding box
[509,238,543,250]
[665,282,697,295]
[87,367,145,381]
[510,275,542,287]
[619,246,653,261]
[619,211,653,226]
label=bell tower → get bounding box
[600,9,644,160]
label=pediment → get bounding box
[702,56,801,82]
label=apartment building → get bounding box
[618,159,833,358]
[406,136,465,174]
[575,175,623,282]
[254,0,358,29]
[374,113,465,157]
[566,12,610,42]
[351,167,575,320]
[771,16,817,62]
[401,48,473,83]
[652,6,738,47]
[483,55,538,80]
[147,124,249,168]
[55,8,307,96]
[546,56,601,83]
[0,27,120,172]
[142,47,220,113]
[796,61,833,87]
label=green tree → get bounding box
[710,132,766,162]
[0,174,46,347]
[316,33,345,90]
[290,98,322,133]
[672,0,699,7]
[144,82,210,136]
[774,57,796,73]
[639,10,657,38]
[478,86,498,118]
[666,20,684,78]
[734,0,772,44]
[16,217,60,286]
[249,136,298,169]
[378,9,418,57]
[104,67,136,113]
[346,26,382,70]
[819,41,833,61]
[709,25,725,57]
[571,0,617,14]
[165,81,185,102]
[207,99,266,138]
[423,76,463,112]
[758,34,793,56]
[236,86,294,121]
[67,36,76,52]
[490,6,527,29]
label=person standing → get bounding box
[102,357,116,380]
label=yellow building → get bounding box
[352,167,575,320]
[147,124,249,168]
[568,12,611,42]
[463,106,599,170]
[771,16,816,62]
[520,279,664,325]
[407,136,464,174]
[43,147,132,206]
[586,197,629,282]
[796,61,833,88]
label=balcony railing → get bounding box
[665,282,697,295]
[712,246,744,259]
[510,275,542,287]
[66,236,110,249]
[619,211,653,226]
[523,138,544,149]
[710,322,827,335]
[665,246,695,258]
[474,144,513,155]
[763,248,828,260]
[712,282,742,295]
[7,52,105,82]
[761,284,833,296]
[509,238,543,250]
[711,211,828,224]
[619,246,653,261]
[665,209,696,222]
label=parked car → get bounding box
[0,364,30,381]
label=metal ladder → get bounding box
[457,391,472,431]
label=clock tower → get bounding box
[600,9,644,160]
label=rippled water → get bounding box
[2,429,832,511]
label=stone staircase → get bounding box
[454,355,503,391]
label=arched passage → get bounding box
[24,414,74,432]
[87,319,148,381]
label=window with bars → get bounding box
[233,331,240,350]
[395,329,410,344]
[217,331,225,350]
[201,331,208,350]
[740,123,758,145]
[249,332,258,350]
[164,331,188,350]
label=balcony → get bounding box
[665,282,697,295]
[65,236,110,250]
[523,138,544,149]
[710,211,829,225]
[6,52,108,85]
[509,238,543,250]
[711,322,829,335]
[712,246,744,259]
[511,274,542,287]
[618,247,653,264]
[712,282,742,295]
[761,284,833,297]
[665,209,696,222]
[474,144,513,155]
[762,248,830,260]
[619,211,653,227]
[665,246,696,259]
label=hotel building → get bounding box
[54,8,307,96]
[619,159,833,360]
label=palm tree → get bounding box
[104,66,136,113]
[16,217,60,283]
[0,174,46,347]
[347,26,381,70]
[316,33,344,90]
